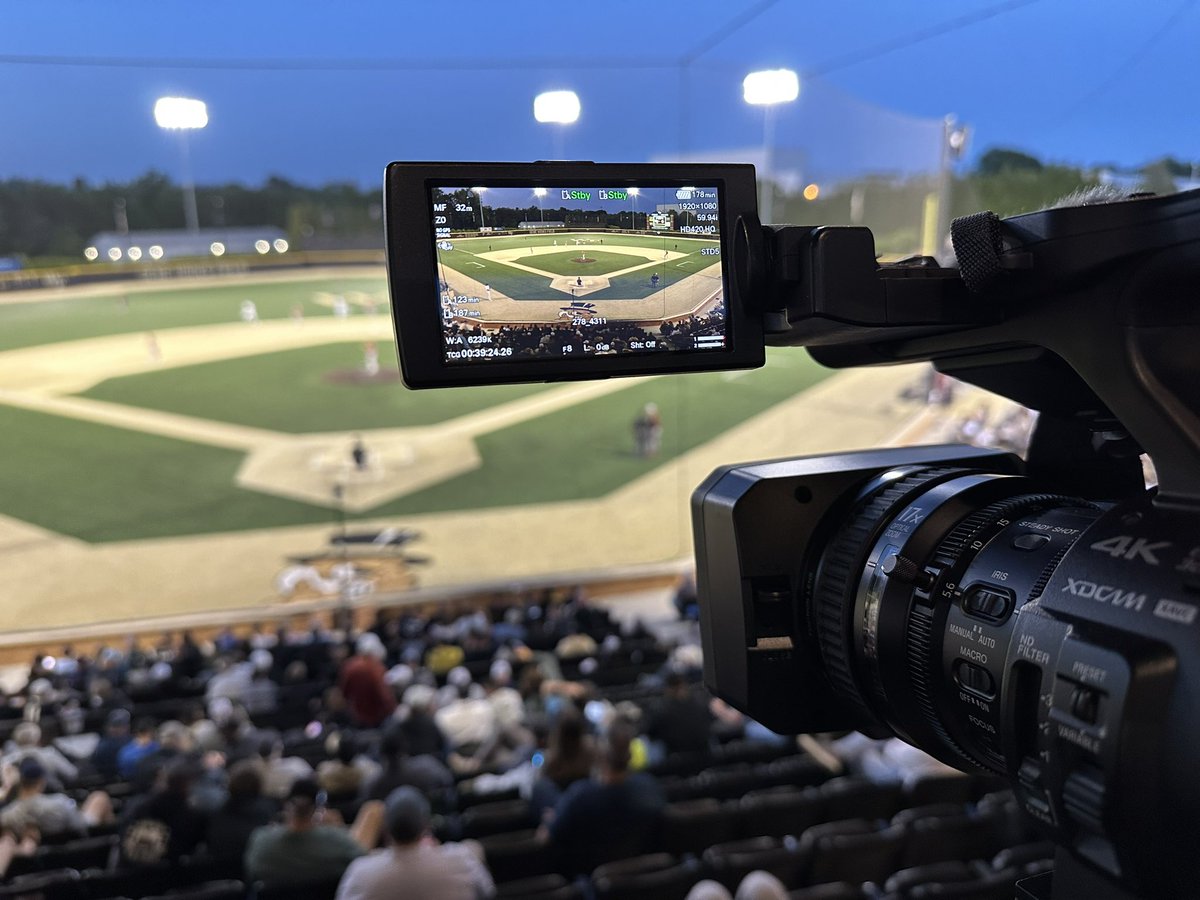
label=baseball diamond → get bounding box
[0,264,939,631]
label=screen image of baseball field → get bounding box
[431,185,725,358]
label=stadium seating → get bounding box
[740,786,826,839]
[702,835,806,890]
[495,873,585,899]
[591,853,703,900]
[661,798,742,855]
[479,829,553,883]
[0,868,84,900]
[800,819,908,886]
[0,592,1049,900]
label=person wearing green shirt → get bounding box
[245,778,384,890]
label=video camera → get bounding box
[384,161,1200,899]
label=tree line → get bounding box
[2,150,1195,262]
[0,172,382,262]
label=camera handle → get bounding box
[737,193,1200,512]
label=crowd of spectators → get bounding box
[445,310,724,360]
[658,310,726,349]
[0,586,1029,899]
[0,589,784,898]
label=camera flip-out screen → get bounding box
[385,162,763,388]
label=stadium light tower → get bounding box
[533,187,547,224]
[628,187,640,231]
[472,187,488,231]
[742,69,799,224]
[533,90,581,159]
[153,97,208,234]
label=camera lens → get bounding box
[809,466,1103,772]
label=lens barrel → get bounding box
[810,466,1103,772]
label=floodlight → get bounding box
[153,97,208,130]
[107,248,122,261]
[83,247,99,261]
[210,241,226,257]
[742,69,800,106]
[803,183,820,201]
[148,245,164,259]
[533,90,581,124]
[533,187,547,197]
[255,240,270,254]
[127,246,143,261]
[273,239,289,253]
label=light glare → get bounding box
[148,245,164,259]
[127,246,143,261]
[107,248,122,261]
[154,96,209,130]
[255,240,270,254]
[533,90,581,124]
[273,238,289,253]
[803,183,820,201]
[210,241,226,256]
[533,187,547,197]
[83,247,99,261]
[743,69,800,106]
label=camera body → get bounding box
[694,446,1199,898]
[384,161,1200,898]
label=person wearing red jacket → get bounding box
[339,634,396,728]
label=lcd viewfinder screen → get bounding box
[429,184,728,364]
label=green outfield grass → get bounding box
[441,232,720,303]
[0,347,828,542]
[0,275,387,352]
[377,348,828,515]
[0,404,331,542]
[80,342,556,433]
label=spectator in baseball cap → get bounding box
[336,786,494,900]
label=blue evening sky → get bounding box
[2,1,1197,187]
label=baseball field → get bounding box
[437,232,722,324]
[0,265,930,632]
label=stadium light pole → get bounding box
[472,187,488,231]
[533,187,546,224]
[628,187,640,231]
[153,97,208,234]
[533,90,581,159]
[932,116,970,258]
[742,69,799,224]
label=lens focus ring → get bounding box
[812,468,957,727]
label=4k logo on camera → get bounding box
[1089,535,1172,565]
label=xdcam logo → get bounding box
[437,241,454,252]
[1062,578,1148,611]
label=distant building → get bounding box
[84,227,288,263]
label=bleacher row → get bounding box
[471,763,1051,899]
[0,600,1051,900]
